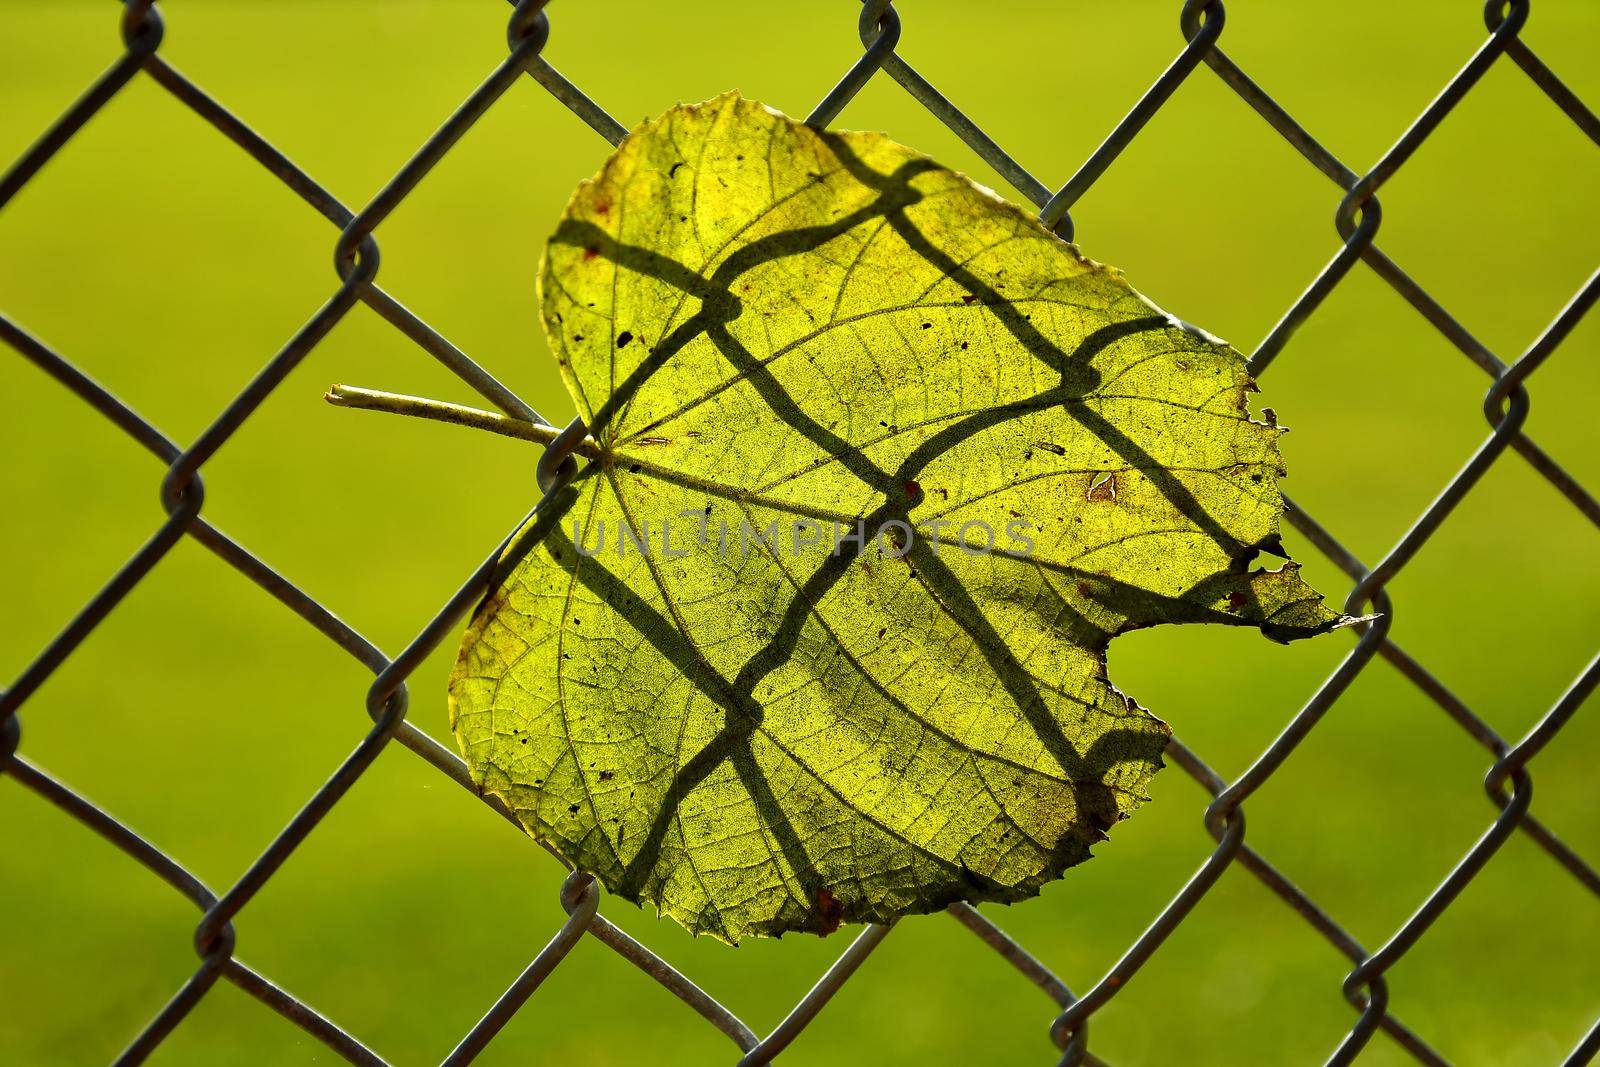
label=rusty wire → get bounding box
[2,1,1597,1064]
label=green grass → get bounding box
[2,1,1597,1064]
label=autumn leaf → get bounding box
[446,91,1351,942]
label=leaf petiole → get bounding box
[323,383,602,459]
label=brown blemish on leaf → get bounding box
[1087,472,1118,503]
[815,888,844,935]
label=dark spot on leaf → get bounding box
[1087,472,1118,503]
[920,322,932,329]
[583,247,598,261]
[616,330,633,348]
[815,888,844,935]
[669,161,684,177]
[594,201,610,215]
[599,770,614,782]
[961,294,977,305]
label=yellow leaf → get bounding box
[449,92,1350,942]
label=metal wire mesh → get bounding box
[2,1,1597,1064]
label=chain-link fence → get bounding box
[2,1,1597,1064]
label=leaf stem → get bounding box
[324,383,601,457]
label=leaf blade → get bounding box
[451,92,1347,942]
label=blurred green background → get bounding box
[2,1,1597,1064]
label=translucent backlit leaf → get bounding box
[449,92,1351,942]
